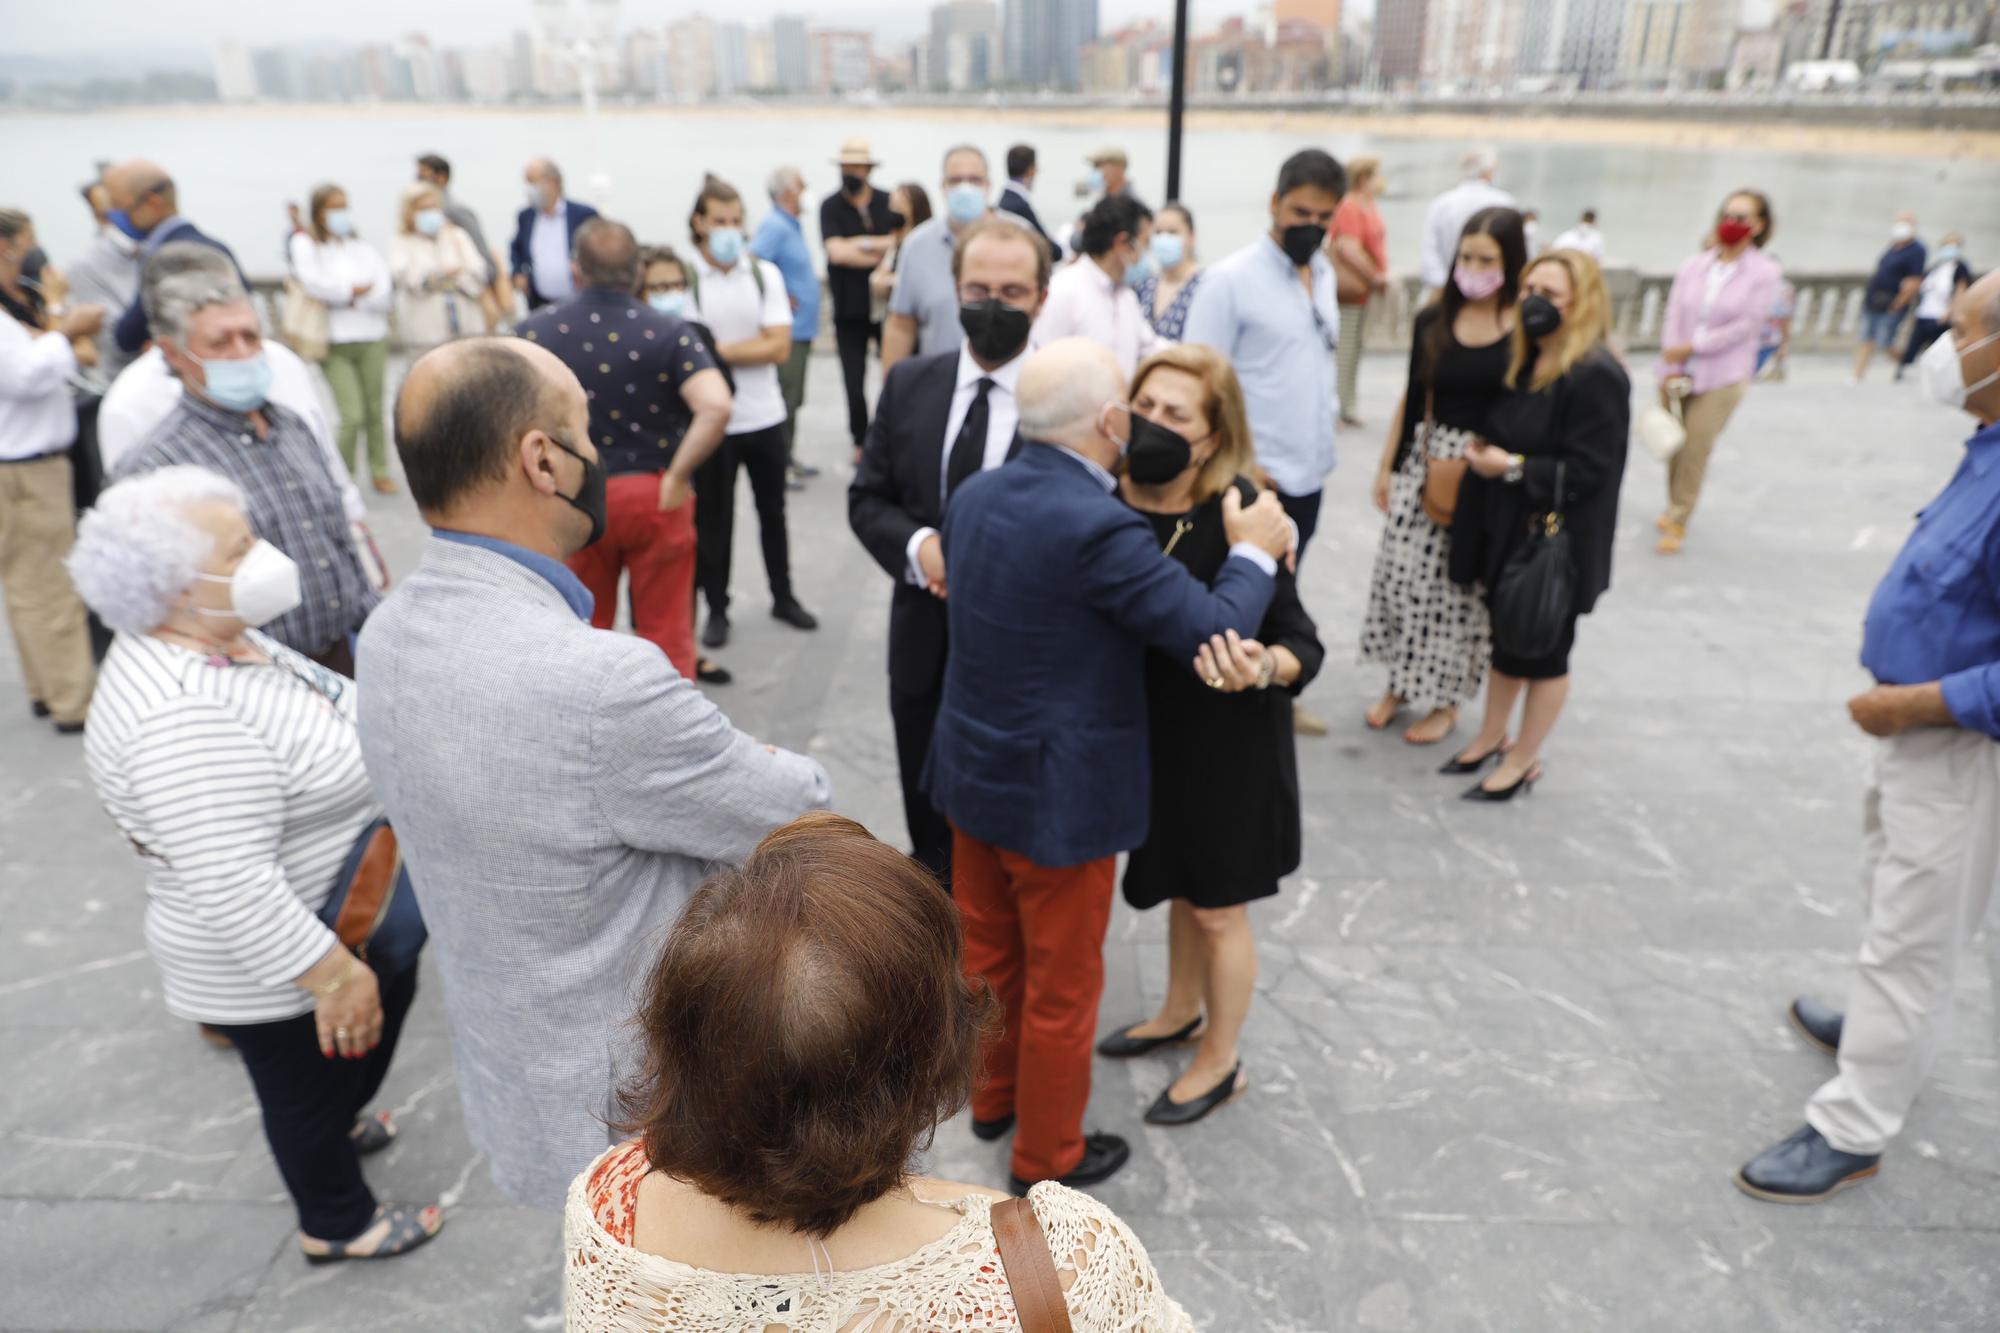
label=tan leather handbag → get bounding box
[1419,387,1467,528]
[991,1197,1075,1333]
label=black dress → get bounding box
[1450,348,1632,678]
[1122,480,1326,911]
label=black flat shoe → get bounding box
[1463,763,1541,802]
[1789,997,1844,1056]
[1009,1132,1129,1195]
[1440,743,1507,775]
[29,701,50,719]
[971,1113,1015,1141]
[695,658,733,685]
[53,719,85,735]
[1096,1015,1205,1059]
[772,598,819,631]
[1735,1125,1880,1204]
[702,613,730,649]
[1144,1064,1246,1127]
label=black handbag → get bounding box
[1491,461,1576,660]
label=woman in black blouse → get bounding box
[1448,250,1632,800]
[1097,345,1325,1128]
[1361,206,1525,745]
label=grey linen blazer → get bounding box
[355,537,832,1207]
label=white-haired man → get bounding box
[750,164,822,485]
[1419,147,1516,296]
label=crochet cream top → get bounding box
[563,1141,1195,1332]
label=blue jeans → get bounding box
[1862,307,1907,350]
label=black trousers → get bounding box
[695,424,793,616]
[209,966,419,1241]
[835,319,880,449]
[1900,317,1946,369]
[68,400,114,663]
[889,682,954,887]
[1278,487,1324,564]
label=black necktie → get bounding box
[945,377,993,504]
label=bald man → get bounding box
[355,337,830,1208]
[510,158,599,310]
[103,158,246,354]
[924,337,1291,1194]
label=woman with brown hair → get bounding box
[1095,346,1324,1128]
[565,812,1193,1331]
[1447,250,1632,801]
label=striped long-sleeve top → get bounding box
[84,632,379,1025]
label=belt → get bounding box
[0,447,68,466]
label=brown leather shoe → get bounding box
[372,476,399,495]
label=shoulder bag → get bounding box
[991,1196,1075,1333]
[1419,386,1467,529]
[278,277,330,363]
[1490,460,1575,661]
[318,817,427,980]
[1636,375,1690,463]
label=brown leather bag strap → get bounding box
[990,1196,1074,1333]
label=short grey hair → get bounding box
[767,166,803,200]
[67,467,246,634]
[142,242,248,345]
[1461,147,1499,179]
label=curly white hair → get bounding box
[67,467,246,635]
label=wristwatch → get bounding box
[1503,454,1526,485]
[1254,654,1277,691]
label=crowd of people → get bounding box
[4,131,1998,1327]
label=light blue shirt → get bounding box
[751,207,820,342]
[530,203,575,302]
[1180,234,1340,497]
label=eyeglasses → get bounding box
[959,283,1036,306]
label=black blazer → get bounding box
[114,221,246,353]
[997,185,1064,262]
[848,348,1020,695]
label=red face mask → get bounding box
[1715,218,1755,248]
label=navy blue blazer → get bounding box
[114,221,246,354]
[924,441,1277,869]
[997,185,1063,262]
[510,200,602,308]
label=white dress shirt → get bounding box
[904,342,1026,583]
[1032,256,1169,379]
[689,252,794,436]
[0,311,80,460]
[1700,258,1739,326]
[286,233,393,344]
[1549,223,1605,261]
[1420,179,1519,289]
[530,202,576,302]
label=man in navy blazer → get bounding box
[997,144,1063,263]
[102,159,247,354]
[848,218,1048,885]
[926,336,1292,1194]
[510,158,600,310]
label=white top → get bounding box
[83,632,376,1025]
[904,341,1028,583]
[1420,178,1518,289]
[689,252,793,436]
[1550,222,1605,261]
[1701,258,1738,325]
[287,233,394,344]
[0,310,80,461]
[530,202,576,301]
[1031,256,1169,380]
[1917,260,1962,321]
[97,343,366,523]
[388,225,488,349]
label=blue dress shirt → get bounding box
[1861,419,2000,739]
[751,208,820,342]
[435,529,594,621]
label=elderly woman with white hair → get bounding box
[68,465,441,1266]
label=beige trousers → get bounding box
[1806,727,2000,1156]
[1663,380,1748,528]
[0,453,95,725]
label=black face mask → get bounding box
[1278,223,1326,267]
[1125,416,1202,485]
[887,208,908,230]
[841,173,867,196]
[959,299,1033,366]
[550,435,607,547]
[1519,294,1564,339]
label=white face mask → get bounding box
[1890,222,1916,242]
[1919,330,2000,411]
[191,539,303,628]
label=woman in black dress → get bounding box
[1448,250,1632,800]
[1096,345,1325,1127]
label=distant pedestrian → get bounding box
[1085,146,1143,210]
[63,176,143,386]
[750,165,821,485]
[1654,190,1781,556]
[1757,262,1796,381]
[867,182,932,331]
[101,158,247,354]
[288,183,395,493]
[1419,148,1515,296]
[1521,209,1542,257]
[819,138,899,458]
[388,182,487,352]
[1331,155,1390,428]
[1135,201,1202,341]
[414,154,498,318]
[510,158,599,311]
[1031,194,1165,380]
[1854,211,1926,383]
[1550,208,1606,262]
[884,145,997,369]
[997,142,1064,261]
[1898,232,1971,380]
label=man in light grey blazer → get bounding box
[357,337,832,1208]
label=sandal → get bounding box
[1656,523,1686,555]
[1364,694,1404,731]
[349,1111,397,1157]
[301,1202,444,1265]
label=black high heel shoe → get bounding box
[1439,742,1508,776]
[1462,763,1542,803]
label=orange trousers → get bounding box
[953,827,1116,1182]
[567,472,698,679]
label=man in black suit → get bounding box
[996,144,1063,263]
[102,159,247,354]
[510,158,601,310]
[848,217,1051,883]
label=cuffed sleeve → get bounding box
[1941,666,2000,740]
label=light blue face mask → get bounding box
[414,208,445,237]
[649,291,688,317]
[1149,232,1185,271]
[1087,167,1106,195]
[196,351,273,413]
[1124,248,1157,289]
[1937,244,1962,265]
[324,208,355,238]
[946,183,987,226]
[706,226,744,266]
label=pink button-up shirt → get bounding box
[1032,255,1170,379]
[1657,246,1783,394]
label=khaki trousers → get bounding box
[1663,380,1748,527]
[1806,727,2000,1156]
[0,453,96,725]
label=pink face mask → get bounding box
[1453,263,1505,302]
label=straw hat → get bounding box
[1086,147,1128,167]
[833,138,878,169]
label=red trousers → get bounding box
[567,472,697,678]
[953,827,1116,1182]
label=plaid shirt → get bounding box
[113,393,378,654]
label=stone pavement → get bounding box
[3,351,1997,1332]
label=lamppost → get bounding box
[1166,0,1189,200]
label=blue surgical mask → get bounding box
[324,209,355,238]
[1088,167,1106,194]
[649,291,687,317]
[1150,232,1185,271]
[945,183,987,226]
[706,226,744,266]
[196,351,274,413]
[108,208,149,241]
[1124,249,1156,289]
[1938,244,1962,265]
[414,208,445,237]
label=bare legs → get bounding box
[1128,898,1259,1101]
[1455,669,1571,791]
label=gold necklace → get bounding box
[1161,517,1194,557]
